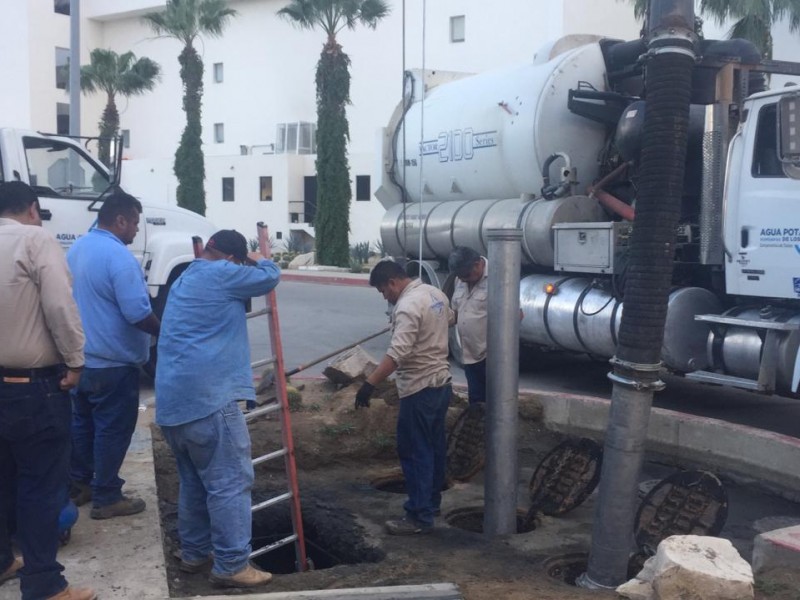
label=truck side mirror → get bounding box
[777,94,800,165]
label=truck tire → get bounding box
[142,264,189,381]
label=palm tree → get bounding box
[278,0,390,267]
[80,49,161,167]
[143,0,237,216]
[630,0,800,58]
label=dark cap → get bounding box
[206,230,253,264]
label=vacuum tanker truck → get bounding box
[374,33,800,396]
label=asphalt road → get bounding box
[255,281,800,439]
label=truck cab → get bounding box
[0,128,217,304]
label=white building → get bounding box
[1,1,797,250]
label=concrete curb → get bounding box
[528,388,800,501]
[280,272,369,287]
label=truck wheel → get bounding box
[142,264,188,381]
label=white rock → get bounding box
[288,251,315,269]
[322,345,377,385]
[617,536,753,600]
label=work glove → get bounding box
[355,381,375,409]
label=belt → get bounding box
[0,365,63,382]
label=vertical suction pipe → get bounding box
[582,0,696,589]
[483,228,522,537]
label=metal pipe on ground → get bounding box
[483,228,522,537]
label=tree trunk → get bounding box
[314,39,352,267]
[175,43,206,216]
[98,92,119,168]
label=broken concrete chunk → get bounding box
[752,524,800,575]
[288,251,315,269]
[322,345,378,385]
[617,535,753,600]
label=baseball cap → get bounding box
[205,230,256,264]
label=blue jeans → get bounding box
[463,359,487,404]
[70,366,140,507]
[160,401,255,576]
[0,374,70,599]
[397,384,451,527]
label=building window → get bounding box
[213,62,224,83]
[121,129,130,149]
[56,103,70,135]
[55,47,70,90]
[259,176,273,201]
[356,175,371,201]
[275,122,317,154]
[214,123,224,144]
[450,15,465,43]
[54,0,70,15]
[222,177,235,202]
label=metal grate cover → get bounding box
[446,403,486,482]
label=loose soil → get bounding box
[151,379,800,600]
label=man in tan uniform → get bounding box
[356,260,453,535]
[0,181,95,600]
[449,247,488,404]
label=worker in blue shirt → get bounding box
[67,190,160,521]
[155,230,280,589]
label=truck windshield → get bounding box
[23,136,110,198]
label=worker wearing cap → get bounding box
[156,230,279,588]
[0,182,95,600]
[356,260,454,536]
[448,247,488,404]
[67,189,161,520]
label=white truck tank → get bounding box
[390,42,609,205]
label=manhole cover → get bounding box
[445,506,535,534]
[634,470,728,556]
[446,403,485,482]
[528,438,603,517]
[371,472,450,495]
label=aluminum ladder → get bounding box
[191,223,308,571]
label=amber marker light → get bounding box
[544,282,558,295]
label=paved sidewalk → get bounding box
[279,269,370,287]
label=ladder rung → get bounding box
[249,533,298,560]
[246,307,272,319]
[252,447,288,467]
[244,403,280,421]
[251,357,277,369]
[252,491,292,513]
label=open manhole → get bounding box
[545,553,639,586]
[371,471,451,494]
[635,469,728,556]
[445,506,536,534]
[250,496,384,574]
[528,438,603,517]
[446,403,486,482]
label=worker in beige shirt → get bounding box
[356,260,453,536]
[0,181,95,600]
[449,247,488,404]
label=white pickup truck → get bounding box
[0,128,217,314]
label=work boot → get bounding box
[69,481,92,507]
[209,563,272,588]
[45,586,97,600]
[90,495,146,520]
[385,517,433,536]
[0,557,22,585]
[172,549,213,574]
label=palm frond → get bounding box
[358,0,390,28]
[729,13,773,56]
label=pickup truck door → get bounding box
[725,100,800,300]
[21,135,146,262]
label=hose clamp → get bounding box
[607,356,666,391]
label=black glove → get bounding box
[355,381,375,409]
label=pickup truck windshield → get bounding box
[23,136,110,199]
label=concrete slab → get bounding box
[173,583,463,600]
[752,525,800,574]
